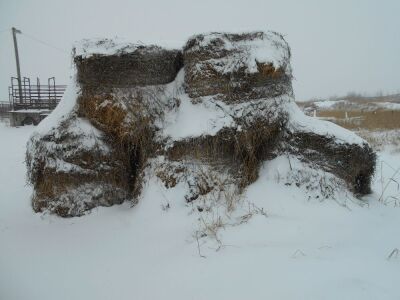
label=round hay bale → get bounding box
[26,114,131,217]
[183,31,293,103]
[285,130,376,195]
[74,42,183,90]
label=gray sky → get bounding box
[0,0,399,101]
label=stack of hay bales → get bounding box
[27,40,183,216]
[75,41,184,203]
[166,32,293,190]
[26,32,376,217]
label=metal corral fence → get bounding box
[0,101,12,113]
[9,77,66,110]
[0,101,12,126]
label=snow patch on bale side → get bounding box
[161,70,292,141]
[263,155,354,204]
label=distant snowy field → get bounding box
[1,123,400,300]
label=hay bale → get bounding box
[75,83,179,200]
[286,131,376,195]
[74,39,183,90]
[183,31,293,103]
[281,102,376,195]
[168,116,287,189]
[26,114,131,217]
[76,92,156,200]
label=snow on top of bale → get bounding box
[184,31,292,75]
[284,102,365,145]
[73,38,183,88]
[73,38,170,59]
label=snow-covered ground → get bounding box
[302,98,400,112]
[1,123,400,300]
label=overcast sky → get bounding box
[0,0,399,101]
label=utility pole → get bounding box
[12,27,23,103]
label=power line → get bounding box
[20,31,69,54]
[0,28,10,34]
[0,29,69,55]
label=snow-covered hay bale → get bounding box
[167,101,288,189]
[283,104,376,195]
[76,85,176,199]
[183,32,292,103]
[26,114,130,217]
[287,130,376,195]
[74,39,183,90]
[72,40,184,201]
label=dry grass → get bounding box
[300,97,400,152]
[78,93,130,140]
[317,109,400,130]
[356,129,400,152]
[256,62,285,78]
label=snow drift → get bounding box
[26,31,376,217]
